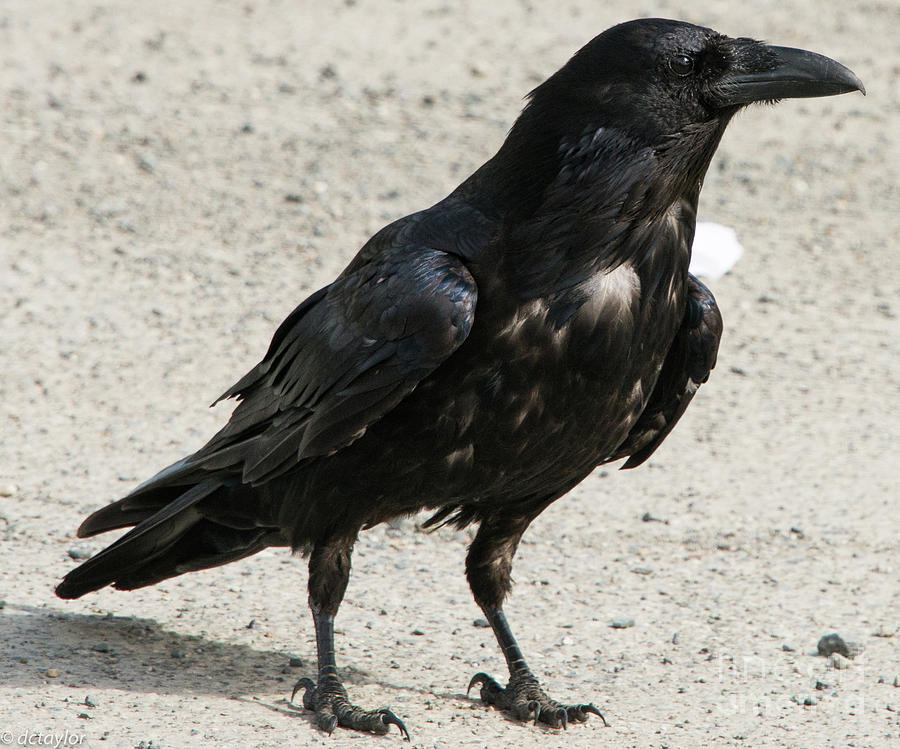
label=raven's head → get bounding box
[468,19,863,222]
[529,18,864,146]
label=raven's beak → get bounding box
[717,45,865,106]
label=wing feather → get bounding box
[191,244,477,484]
[615,274,722,468]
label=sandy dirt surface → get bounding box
[1,1,898,747]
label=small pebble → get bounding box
[473,618,490,628]
[137,155,156,173]
[782,643,796,652]
[171,648,186,659]
[46,669,59,678]
[803,696,817,706]
[411,629,424,636]
[815,680,829,691]
[611,618,635,629]
[0,483,17,497]
[894,676,899,688]
[93,642,110,653]
[84,695,97,707]
[68,547,92,560]
[829,653,851,670]
[289,656,303,667]
[817,633,850,658]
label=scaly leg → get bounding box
[292,533,409,739]
[465,513,606,729]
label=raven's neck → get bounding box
[457,102,581,221]
[460,99,728,227]
[457,107,727,299]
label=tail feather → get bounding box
[111,522,283,590]
[76,491,183,538]
[76,456,208,538]
[56,479,220,599]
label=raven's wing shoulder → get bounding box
[194,232,478,484]
[615,274,722,469]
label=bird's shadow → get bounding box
[1,603,301,695]
[1,604,471,708]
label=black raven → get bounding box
[57,18,863,738]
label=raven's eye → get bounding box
[669,54,694,76]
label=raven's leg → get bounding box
[292,533,409,740]
[465,514,606,729]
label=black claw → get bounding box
[378,709,411,741]
[466,672,486,697]
[294,674,410,738]
[467,670,601,730]
[291,676,316,705]
[514,698,533,722]
[467,672,500,698]
[322,714,338,734]
[582,703,608,726]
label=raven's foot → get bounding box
[292,675,409,740]
[467,671,606,729]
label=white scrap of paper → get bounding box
[689,222,744,279]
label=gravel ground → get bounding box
[1,1,898,747]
